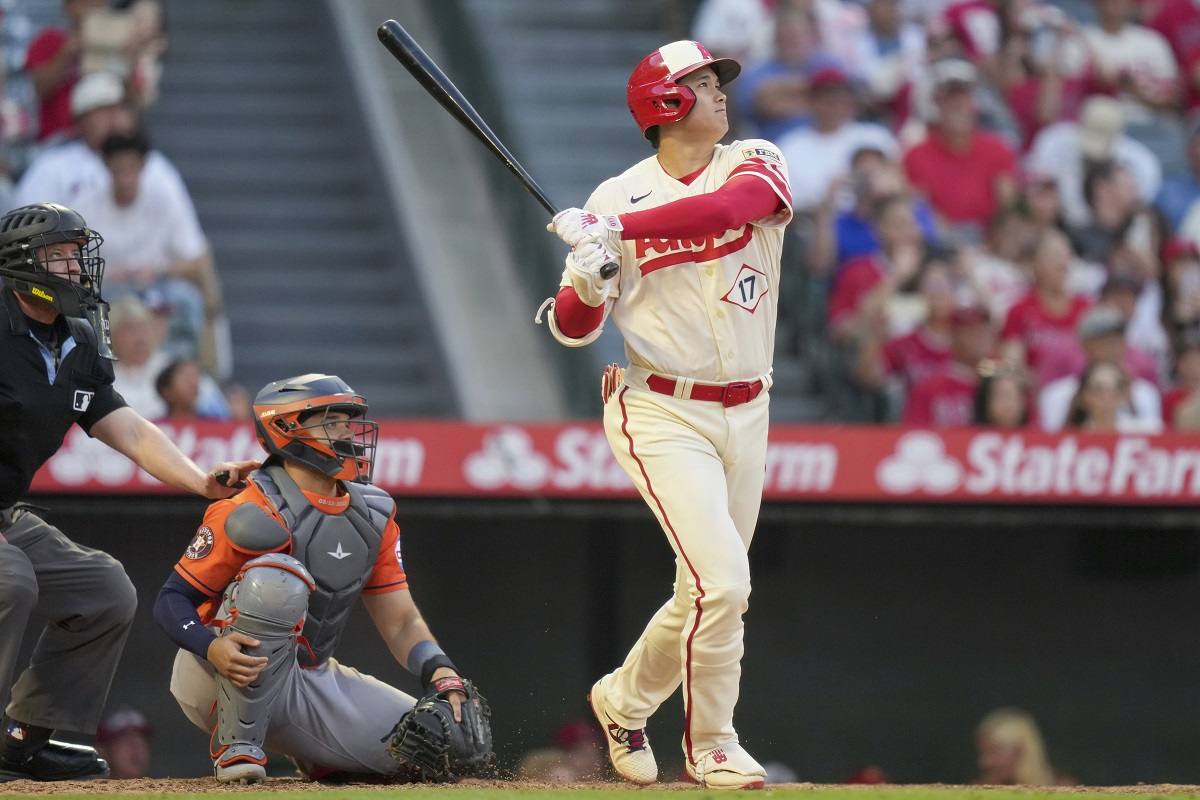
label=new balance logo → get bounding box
[712,749,728,764]
[327,542,352,560]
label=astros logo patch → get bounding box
[185,526,215,560]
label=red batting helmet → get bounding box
[627,40,741,141]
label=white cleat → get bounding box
[215,761,266,784]
[214,743,267,784]
[687,742,766,790]
[588,679,657,785]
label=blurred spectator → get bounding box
[975,707,1072,785]
[836,0,925,115]
[931,0,1000,66]
[1099,272,1165,382]
[1000,229,1091,389]
[1038,305,1162,432]
[818,153,936,273]
[973,360,1031,427]
[1064,359,1157,433]
[155,358,229,421]
[95,705,151,779]
[222,382,254,422]
[13,71,196,225]
[80,0,167,108]
[691,0,772,65]
[995,3,1091,150]
[1083,0,1179,120]
[1026,95,1161,229]
[1160,238,1200,343]
[75,129,221,368]
[778,66,898,211]
[1158,118,1200,231]
[14,70,133,205]
[829,193,923,341]
[1020,169,1064,236]
[23,0,105,143]
[903,304,995,426]
[1068,159,1157,273]
[1161,330,1200,428]
[1142,0,1200,113]
[738,5,842,141]
[109,294,169,418]
[878,255,957,393]
[516,719,604,782]
[903,59,1018,238]
[971,206,1034,322]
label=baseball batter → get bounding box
[153,374,488,783]
[536,41,792,789]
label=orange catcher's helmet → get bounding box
[626,40,740,141]
[252,374,379,483]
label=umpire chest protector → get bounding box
[231,464,394,666]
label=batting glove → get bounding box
[548,208,622,250]
[565,236,618,306]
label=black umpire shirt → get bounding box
[0,286,126,508]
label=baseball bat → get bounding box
[376,19,619,280]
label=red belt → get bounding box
[645,374,765,407]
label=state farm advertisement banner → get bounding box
[28,421,1200,505]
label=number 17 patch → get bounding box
[721,264,768,314]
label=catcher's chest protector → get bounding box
[254,465,394,665]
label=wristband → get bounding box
[407,639,459,688]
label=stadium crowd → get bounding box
[0,0,248,422]
[695,0,1200,431]
[9,0,1200,432]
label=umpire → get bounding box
[0,203,255,782]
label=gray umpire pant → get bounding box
[0,505,138,734]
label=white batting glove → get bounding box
[565,236,618,306]
[547,208,622,250]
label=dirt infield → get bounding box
[3,780,1200,796]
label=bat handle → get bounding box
[600,262,619,280]
[214,470,247,490]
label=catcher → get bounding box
[152,374,493,783]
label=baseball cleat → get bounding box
[214,742,267,784]
[0,740,109,782]
[687,742,766,790]
[588,679,657,785]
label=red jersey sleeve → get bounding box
[24,28,66,70]
[362,513,408,594]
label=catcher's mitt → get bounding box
[383,677,495,782]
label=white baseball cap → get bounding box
[70,71,125,117]
[1078,96,1123,160]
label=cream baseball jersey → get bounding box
[560,139,793,382]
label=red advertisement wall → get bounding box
[30,421,1200,506]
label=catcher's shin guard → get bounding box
[212,554,315,783]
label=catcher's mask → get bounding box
[0,202,113,358]
[253,374,379,483]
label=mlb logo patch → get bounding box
[741,147,781,163]
[72,390,93,412]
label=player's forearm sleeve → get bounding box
[617,176,781,240]
[154,573,217,658]
[554,286,605,337]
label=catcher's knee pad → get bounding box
[226,553,314,639]
[214,555,314,757]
